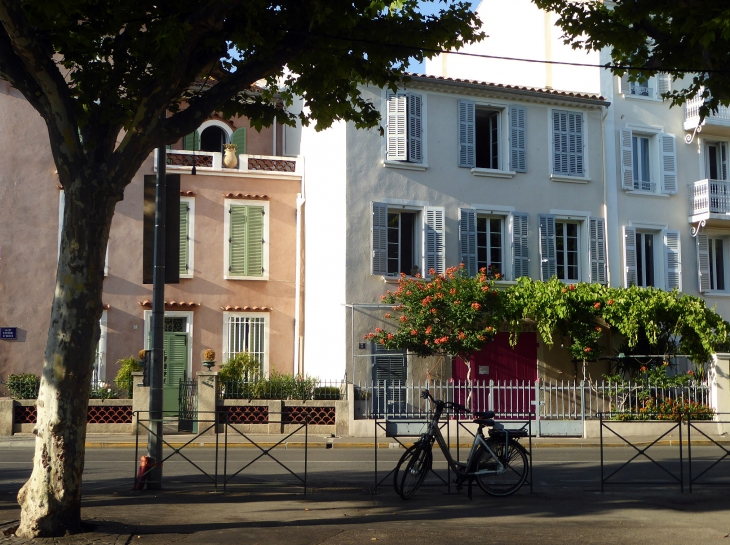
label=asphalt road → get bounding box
[1,445,730,544]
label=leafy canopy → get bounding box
[0,0,483,190]
[370,275,730,364]
[531,0,730,116]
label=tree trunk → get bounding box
[16,178,118,538]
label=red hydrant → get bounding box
[135,456,154,490]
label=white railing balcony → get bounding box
[684,95,730,133]
[691,179,730,218]
[153,149,301,177]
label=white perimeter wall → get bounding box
[300,120,348,381]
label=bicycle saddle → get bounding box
[473,418,495,427]
[473,410,495,419]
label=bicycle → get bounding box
[393,389,529,499]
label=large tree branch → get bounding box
[0,0,83,181]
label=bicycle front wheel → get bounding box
[394,444,432,499]
[474,439,528,496]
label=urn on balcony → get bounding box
[223,143,238,169]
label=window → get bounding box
[385,91,423,164]
[539,215,606,283]
[459,209,528,280]
[223,313,267,373]
[555,221,580,283]
[179,197,194,278]
[620,73,672,100]
[705,142,728,181]
[552,110,584,177]
[697,233,729,292]
[458,101,526,173]
[182,121,245,153]
[624,226,681,290]
[372,202,444,277]
[224,199,269,280]
[635,232,656,287]
[620,129,677,194]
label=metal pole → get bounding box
[147,144,166,489]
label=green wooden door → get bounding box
[162,332,188,414]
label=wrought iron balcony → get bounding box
[690,179,730,222]
[684,96,730,136]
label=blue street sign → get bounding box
[0,327,17,340]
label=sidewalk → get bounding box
[2,431,728,449]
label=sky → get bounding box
[410,0,478,73]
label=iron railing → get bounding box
[691,179,730,216]
[0,377,133,400]
[218,379,346,401]
[353,379,710,420]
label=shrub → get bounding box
[113,356,142,399]
[6,374,40,399]
[313,386,341,400]
[218,352,261,383]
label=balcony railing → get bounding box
[691,179,730,216]
[685,96,730,125]
[154,149,300,176]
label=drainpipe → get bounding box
[293,156,305,375]
[273,117,278,156]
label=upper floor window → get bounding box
[620,73,672,100]
[620,128,677,194]
[385,91,423,164]
[179,197,195,279]
[224,199,269,280]
[372,202,443,277]
[459,208,529,281]
[697,233,729,293]
[624,226,681,290]
[458,101,526,173]
[539,214,607,284]
[552,110,584,178]
[182,121,246,154]
[705,141,728,181]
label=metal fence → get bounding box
[218,379,346,401]
[354,379,710,420]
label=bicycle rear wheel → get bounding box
[394,444,432,499]
[473,438,528,496]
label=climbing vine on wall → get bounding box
[369,274,730,365]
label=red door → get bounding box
[452,332,537,416]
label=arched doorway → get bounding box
[200,125,227,153]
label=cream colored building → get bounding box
[294,74,610,383]
[0,80,305,396]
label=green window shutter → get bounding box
[246,206,264,277]
[229,205,248,275]
[229,204,265,277]
[230,127,247,155]
[183,130,200,151]
[163,333,188,387]
[179,202,189,275]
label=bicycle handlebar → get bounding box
[421,389,469,414]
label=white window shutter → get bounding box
[721,142,728,181]
[511,212,530,280]
[510,106,527,172]
[656,73,672,96]
[458,100,475,168]
[620,128,634,190]
[664,230,681,290]
[459,208,477,276]
[407,93,423,163]
[660,133,678,194]
[623,226,637,287]
[553,110,567,175]
[696,233,711,293]
[371,202,388,275]
[386,92,407,161]
[539,214,557,281]
[568,112,584,176]
[425,206,445,275]
[589,217,607,284]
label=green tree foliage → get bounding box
[531,0,730,115]
[370,276,730,364]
